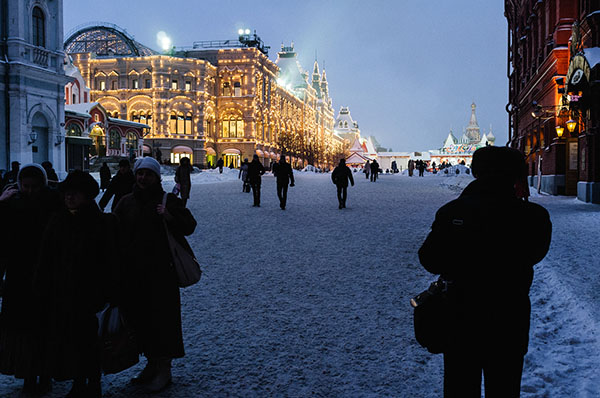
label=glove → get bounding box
[290,183,295,187]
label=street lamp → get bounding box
[55,133,64,146]
[566,119,577,133]
[555,126,564,138]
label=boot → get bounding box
[65,378,86,398]
[86,378,102,398]
[131,358,158,384]
[144,358,172,393]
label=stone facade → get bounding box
[0,0,69,175]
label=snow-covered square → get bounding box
[1,170,599,397]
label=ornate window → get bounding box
[185,81,192,91]
[171,80,178,89]
[145,79,151,88]
[109,129,121,149]
[177,113,184,133]
[220,116,244,138]
[234,81,241,97]
[32,7,45,47]
[66,122,82,137]
[126,132,138,150]
[185,113,193,134]
[99,80,106,90]
[169,113,177,134]
[222,82,231,96]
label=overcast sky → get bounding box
[64,0,508,151]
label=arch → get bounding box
[205,147,216,156]
[172,145,193,154]
[28,102,57,129]
[222,148,241,155]
[65,121,83,136]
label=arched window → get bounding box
[126,132,138,150]
[32,7,45,47]
[130,111,140,123]
[177,113,184,134]
[66,122,82,137]
[109,129,121,149]
[185,112,193,134]
[220,115,244,138]
[169,112,177,134]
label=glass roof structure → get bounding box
[64,23,157,57]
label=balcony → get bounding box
[32,47,49,67]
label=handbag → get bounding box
[97,305,139,374]
[162,193,202,288]
[410,277,451,354]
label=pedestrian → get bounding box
[408,160,415,177]
[41,161,59,187]
[364,160,371,180]
[113,156,197,393]
[247,154,265,207]
[418,160,426,177]
[175,157,192,207]
[98,159,135,212]
[418,146,551,397]
[274,154,294,210]
[35,170,118,398]
[99,162,111,192]
[331,158,354,209]
[370,159,379,182]
[0,164,61,397]
[239,158,250,193]
[216,158,224,174]
[1,161,20,190]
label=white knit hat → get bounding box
[17,163,48,190]
[133,157,161,177]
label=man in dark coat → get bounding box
[98,159,135,212]
[99,162,111,192]
[418,146,551,397]
[274,155,294,210]
[216,158,224,174]
[331,158,354,209]
[175,157,192,207]
[370,159,379,182]
[247,154,265,207]
[1,161,20,190]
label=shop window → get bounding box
[32,7,45,47]
[234,81,241,97]
[109,129,121,150]
[223,82,231,96]
[185,81,192,91]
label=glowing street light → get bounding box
[566,119,577,133]
[245,29,251,35]
[156,31,172,52]
[555,125,564,138]
[238,29,244,35]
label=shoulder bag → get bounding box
[410,277,451,354]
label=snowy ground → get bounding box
[1,171,599,397]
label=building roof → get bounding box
[64,22,158,56]
[276,44,308,92]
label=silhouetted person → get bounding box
[98,159,135,212]
[247,155,265,207]
[364,160,371,180]
[216,158,224,174]
[418,146,551,398]
[41,161,59,188]
[370,159,379,182]
[418,160,426,177]
[331,158,354,209]
[274,155,294,210]
[99,162,111,192]
[408,159,415,177]
[239,158,250,193]
[175,157,193,207]
[1,161,20,190]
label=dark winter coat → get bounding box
[247,159,265,185]
[34,203,119,380]
[114,184,197,359]
[418,178,551,356]
[98,170,135,211]
[274,161,294,185]
[371,160,380,174]
[175,164,192,200]
[99,165,111,190]
[331,165,354,187]
[0,187,61,377]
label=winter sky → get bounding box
[63,0,507,152]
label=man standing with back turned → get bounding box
[418,146,551,397]
[274,154,294,210]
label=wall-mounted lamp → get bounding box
[555,126,564,138]
[566,119,577,133]
[55,134,64,146]
[28,131,38,145]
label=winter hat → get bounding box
[17,163,48,190]
[133,156,161,177]
[58,170,100,199]
[471,146,522,181]
[118,159,131,168]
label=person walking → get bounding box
[364,160,371,180]
[274,155,294,210]
[0,164,61,397]
[239,158,250,193]
[331,158,354,209]
[408,159,415,177]
[370,159,379,182]
[35,170,119,398]
[175,157,193,207]
[418,146,551,398]
[216,158,224,174]
[41,161,59,188]
[247,154,265,207]
[98,159,135,212]
[99,162,111,192]
[113,157,197,393]
[418,160,426,177]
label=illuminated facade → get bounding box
[65,24,344,168]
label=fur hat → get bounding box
[58,170,100,199]
[133,157,161,177]
[17,163,47,190]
